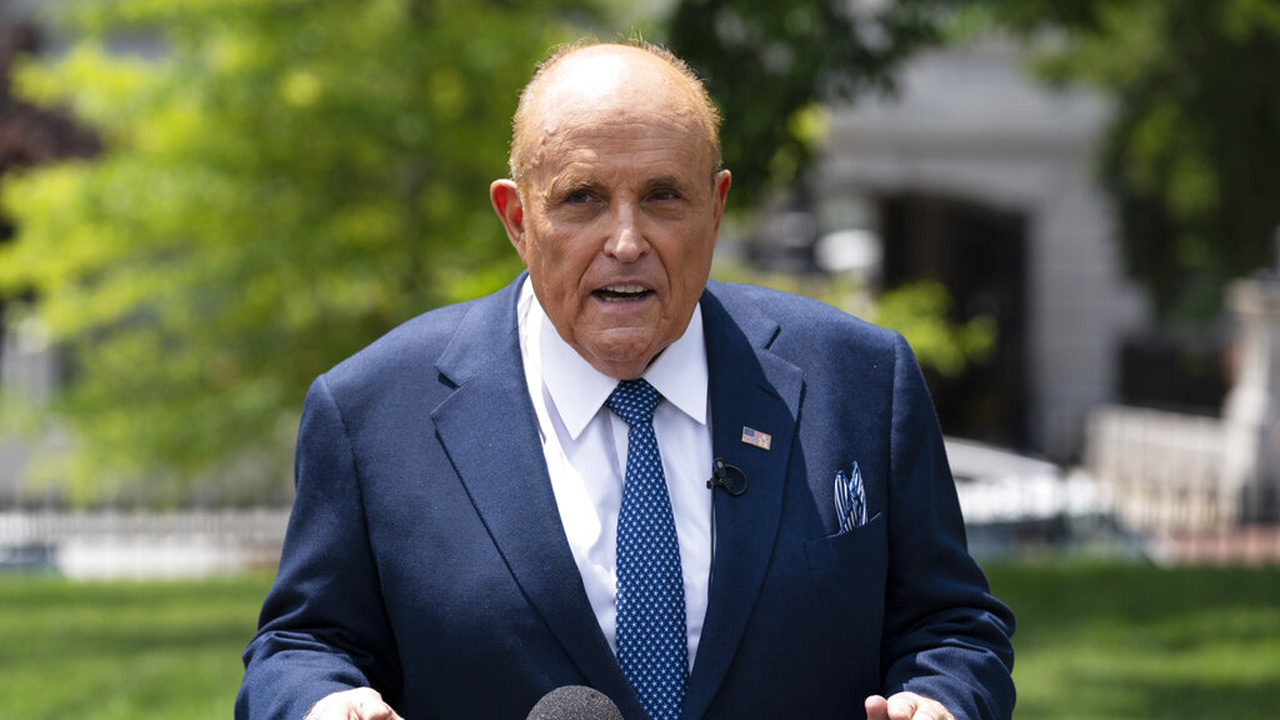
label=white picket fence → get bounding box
[2,404,1273,577]
[1084,405,1233,532]
[0,508,290,579]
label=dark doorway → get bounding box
[880,192,1031,450]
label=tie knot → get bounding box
[606,378,660,426]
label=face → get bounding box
[492,51,731,379]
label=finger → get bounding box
[306,688,403,720]
[355,692,399,720]
[885,691,955,720]
[885,692,921,719]
[912,696,955,720]
[864,694,890,720]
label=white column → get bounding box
[1222,279,1280,522]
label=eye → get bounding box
[565,188,595,205]
[649,188,681,202]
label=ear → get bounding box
[711,169,732,234]
[490,179,528,263]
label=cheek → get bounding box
[527,231,590,307]
[545,229,604,281]
[671,234,716,288]
[523,223,566,274]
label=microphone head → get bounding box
[526,685,624,720]
[709,458,748,496]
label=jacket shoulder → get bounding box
[320,287,511,403]
[706,280,902,357]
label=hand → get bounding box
[304,688,404,720]
[865,692,956,720]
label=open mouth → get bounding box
[594,284,653,302]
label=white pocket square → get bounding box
[834,462,868,534]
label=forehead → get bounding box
[534,45,688,114]
[528,114,713,194]
[523,47,714,180]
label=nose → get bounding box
[602,202,649,262]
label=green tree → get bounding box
[980,0,1280,322]
[0,0,591,504]
[663,2,996,376]
[665,0,954,206]
[668,0,1280,323]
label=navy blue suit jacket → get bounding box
[237,277,1015,720]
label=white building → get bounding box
[815,40,1147,461]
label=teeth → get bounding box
[596,284,649,302]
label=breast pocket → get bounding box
[803,512,885,575]
[792,512,888,663]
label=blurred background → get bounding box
[0,0,1277,718]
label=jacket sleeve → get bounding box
[236,376,402,720]
[880,334,1016,720]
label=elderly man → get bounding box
[237,41,1015,720]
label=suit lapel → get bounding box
[683,285,804,720]
[431,280,640,713]
[430,279,803,719]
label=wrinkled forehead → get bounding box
[524,111,715,189]
[521,47,717,177]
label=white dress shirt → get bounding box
[516,279,713,669]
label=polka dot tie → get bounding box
[607,379,688,720]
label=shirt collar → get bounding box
[523,280,709,440]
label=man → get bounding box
[237,41,1015,720]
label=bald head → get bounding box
[509,41,722,186]
[490,40,732,379]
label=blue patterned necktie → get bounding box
[607,378,688,720]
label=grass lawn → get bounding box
[0,573,273,720]
[0,562,1277,719]
[987,561,1280,720]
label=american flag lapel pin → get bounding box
[741,426,772,450]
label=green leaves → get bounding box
[666,0,952,206]
[873,282,996,379]
[985,0,1280,322]
[709,265,994,379]
[1,0,582,503]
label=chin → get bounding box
[582,343,660,380]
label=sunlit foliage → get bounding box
[0,0,587,503]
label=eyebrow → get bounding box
[645,175,687,191]
[541,170,702,204]
[543,176,602,202]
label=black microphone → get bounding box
[526,686,624,720]
[706,457,748,496]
